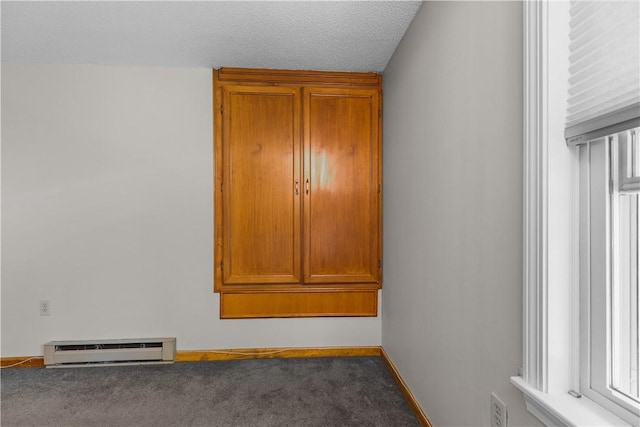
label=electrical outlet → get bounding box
[491,393,508,427]
[39,300,50,316]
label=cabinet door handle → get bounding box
[305,178,310,194]
[295,179,299,196]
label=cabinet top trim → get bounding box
[215,67,381,87]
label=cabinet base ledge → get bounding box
[220,290,378,318]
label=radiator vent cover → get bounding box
[44,338,176,368]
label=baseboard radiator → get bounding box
[43,338,176,368]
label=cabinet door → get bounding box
[303,87,380,284]
[222,85,301,284]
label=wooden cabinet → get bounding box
[213,68,381,318]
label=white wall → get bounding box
[381,2,542,426]
[0,63,381,357]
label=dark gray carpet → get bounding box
[1,356,419,427]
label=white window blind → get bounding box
[565,0,640,145]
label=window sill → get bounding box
[511,377,630,426]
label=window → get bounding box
[578,128,640,422]
[514,1,640,425]
[610,129,640,408]
[568,0,639,421]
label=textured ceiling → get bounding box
[0,1,422,72]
